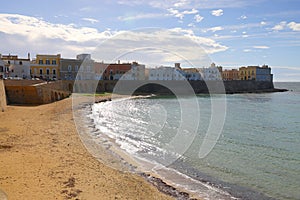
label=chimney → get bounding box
[28,53,30,60]
[118,60,120,64]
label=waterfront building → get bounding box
[256,65,273,81]
[31,54,61,80]
[198,63,222,81]
[148,65,186,81]
[239,66,257,80]
[120,62,146,80]
[182,68,202,80]
[75,54,95,80]
[94,61,145,80]
[94,61,131,80]
[239,65,272,81]
[222,69,239,80]
[60,58,82,80]
[0,60,6,79]
[0,54,31,79]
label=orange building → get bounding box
[94,61,131,80]
[222,69,239,80]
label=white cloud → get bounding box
[243,49,252,52]
[260,21,267,26]
[0,14,111,43]
[118,0,265,9]
[239,15,247,20]
[91,28,228,67]
[188,23,195,27]
[207,26,224,32]
[194,14,204,22]
[173,0,189,8]
[253,45,270,49]
[211,9,223,17]
[118,13,164,21]
[167,8,184,19]
[287,22,300,31]
[82,18,99,24]
[182,8,198,14]
[167,8,198,19]
[272,21,287,31]
[0,14,227,66]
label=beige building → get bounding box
[0,54,31,79]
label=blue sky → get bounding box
[0,0,299,81]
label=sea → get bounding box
[88,82,300,200]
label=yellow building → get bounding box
[238,66,257,80]
[31,54,61,80]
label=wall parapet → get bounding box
[0,80,7,111]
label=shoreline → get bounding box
[0,96,174,200]
[83,95,233,200]
[75,95,201,200]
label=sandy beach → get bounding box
[0,96,175,200]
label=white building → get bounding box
[148,66,186,81]
[0,54,31,79]
[0,60,6,79]
[121,62,146,80]
[198,63,222,81]
[76,54,95,80]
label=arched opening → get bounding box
[68,83,73,92]
[55,92,58,101]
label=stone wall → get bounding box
[0,80,7,111]
[4,80,71,105]
[91,80,275,94]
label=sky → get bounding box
[0,0,299,81]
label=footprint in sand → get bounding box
[0,189,7,200]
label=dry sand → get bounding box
[0,97,174,200]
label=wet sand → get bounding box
[0,96,175,200]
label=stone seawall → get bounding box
[0,80,7,111]
[89,80,277,94]
[4,80,71,105]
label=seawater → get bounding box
[89,82,300,200]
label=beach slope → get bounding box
[0,97,173,200]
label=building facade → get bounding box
[222,69,239,80]
[149,66,186,81]
[239,65,272,81]
[256,65,273,81]
[0,60,6,79]
[60,58,82,80]
[239,66,257,80]
[198,64,222,81]
[120,62,146,80]
[75,54,95,80]
[182,68,202,80]
[0,54,31,79]
[94,61,144,80]
[31,54,61,80]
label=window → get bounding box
[53,69,56,75]
[52,60,56,65]
[68,65,72,72]
[75,65,78,71]
[46,60,50,65]
[46,69,50,75]
[39,60,43,64]
[19,61,22,65]
[34,68,37,74]
[39,69,43,75]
